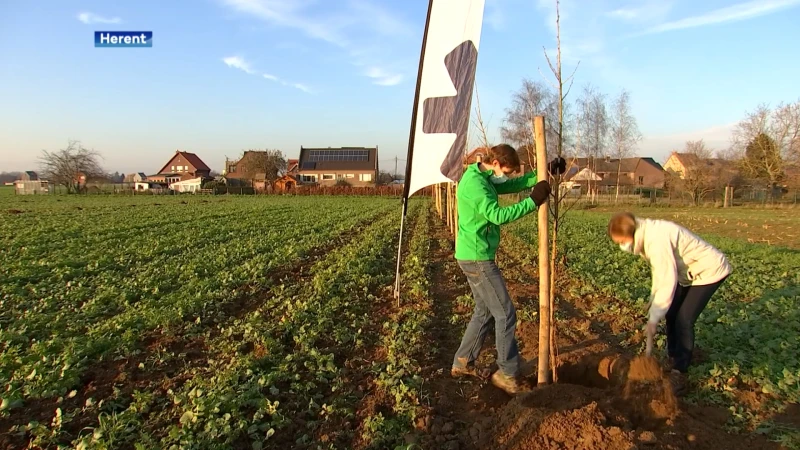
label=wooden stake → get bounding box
[454,182,459,236]
[535,115,551,386]
[723,186,729,208]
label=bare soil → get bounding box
[414,217,783,450]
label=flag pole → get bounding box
[394,0,435,305]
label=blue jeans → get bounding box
[452,260,520,377]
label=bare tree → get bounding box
[39,140,104,194]
[575,84,609,201]
[678,140,715,205]
[538,0,579,384]
[472,86,492,149]
[609,89,642,202]
[239,149,287,188]
[731,101,800,192]
[500,79,559,164]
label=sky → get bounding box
[1,0,799,175]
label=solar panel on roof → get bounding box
[306,149,369,162]
[302,161,316,169]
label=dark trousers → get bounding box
[666,277,727,373]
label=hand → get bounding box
[547,157,567,176]
[530,180,551,207]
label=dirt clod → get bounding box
[623,356,678,429]
[445,440,460,450]
[638,430,657,445]
[442,422,455,434]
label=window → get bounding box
[360,173,373,182]
[638,176,644,185]
[228,165,236,173]
[301,175,317,183]
[171,165,175,171]
[322,174,334,180]
[346,174,355,179]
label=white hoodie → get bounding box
[631,218,732,325]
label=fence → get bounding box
[41,183,408,197]
[559,185,799,208]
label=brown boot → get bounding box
[669,369,688,397]
[491,371,521,395]
[451,358,490,379]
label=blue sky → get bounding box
[1,0,799,174]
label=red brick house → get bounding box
[148,150,211,183]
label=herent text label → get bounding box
[95,31,153,48]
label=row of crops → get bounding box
[1,195,427,448]
[504,210,800,438]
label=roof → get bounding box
[24,171,38,180]
[287,159,299,172]
[464,147,489,165]
[669,153,737,173]
[298,146,378,172]
[569,156,663,174]
[138,172,147,178]
[157,150,211,174]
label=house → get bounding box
[124,172,148,183]
[287,159,299,175]
[296,146,379,186]
[14,171,49,195]
[663,152,739,185]
[224,151,297,184]
[20,171,39,181]
[149,150,211,183]
[567,156,666,188]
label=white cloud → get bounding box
[218,0,411,86]
[223,56,313,93]
[220,0,349,47]
[643,0,800,34]
[287,82,313,93]
[222,56,256,74]
[365,67,403,87]
[77,12,122,24]
[606,1,673,23]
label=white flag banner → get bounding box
[404,0,487,198]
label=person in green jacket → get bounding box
[450,143,565,395]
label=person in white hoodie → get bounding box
[607,212,731,396]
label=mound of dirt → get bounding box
[622,356,678,429]
[485,384,637,450]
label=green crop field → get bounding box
[1,194,798,449]
[507,210,800,440]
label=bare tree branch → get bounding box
[39,140,104,194]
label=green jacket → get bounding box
[455,163,539,261]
